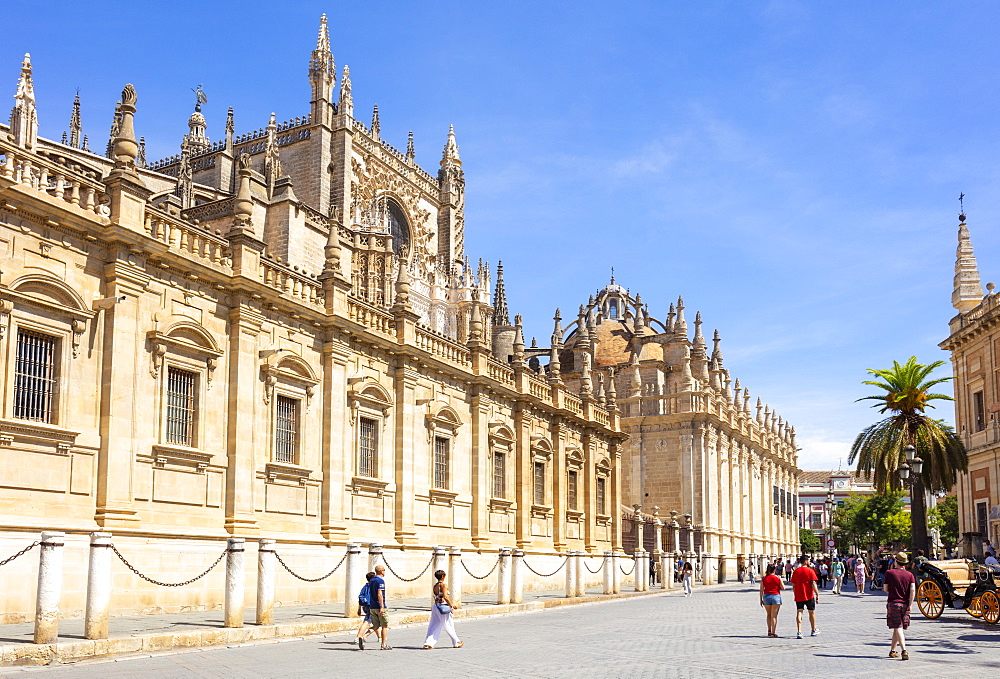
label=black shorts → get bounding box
[795,598,816,611]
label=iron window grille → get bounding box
[359,417,378,478]
[433,436,450,489]
[492,450,505,498]
[567,470,578,510]
[533,461,545,505]
[13,330,57,423]
[274,395,299,463]
[166,367,197,446]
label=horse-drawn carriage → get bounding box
[916,559,1000,623]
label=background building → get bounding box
[941,213,1000,557]
[798,469,876,549]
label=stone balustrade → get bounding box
[260,258,322,306]
[0,141,108,219]
[347,297,395,336]
[414,324,471,366]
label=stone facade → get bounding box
[528,281,801,559]
[941,213,1000,556]
[0,19,623,620]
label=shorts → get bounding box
[369,608,389,629]
[361,605,371,623]
[762,594,782,606]
[795,598,816,611]
[886,602,910,629]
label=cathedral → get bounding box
[0,16,796,620]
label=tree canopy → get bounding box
[831,492,911,552]
[800,528,821,553]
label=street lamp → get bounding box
[899,444,925,553]
[825,488,836,559]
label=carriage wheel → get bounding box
[981,591,1000,624]
[966,596,983,618]
[917,580,945,619]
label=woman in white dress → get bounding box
[422,569,464,649]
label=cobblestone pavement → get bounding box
[6,583,999,678]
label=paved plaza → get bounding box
[4,582,998,678]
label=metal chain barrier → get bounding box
[522,557,568,578]
[382,554,435,582]
[583,556,608,574]
[274,550,347,582]
[461,556,501,580]
[619,559,636,575]
[0,541,39,568]
[111,544,226,587]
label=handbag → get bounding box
[435,602,452,614]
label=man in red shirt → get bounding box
[883,551,916,660]
[790,555,820,639]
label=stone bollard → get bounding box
[611,549,622,594]
[565,550,576,598]
[603,550,614,594]
[448,547,463,607]
[663,552,674,590]
[497,548,512,605]
[224,537,246,628]
[256,539,276,626]
[84,532,113,640]
[34,531,65,644]
[432,545,448,583]
[511,549,524,604]
[368,543,383,573]
[575,553,587,597]
[344,543,363,618]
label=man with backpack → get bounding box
[355,571,375,650]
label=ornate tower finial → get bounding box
[513,313,525,364]
[9,53,38,149]
[68,89,82,149]
[225,106,234,152]
[112,84,139,169]
[692,311,706,351]
[338,64,353,118]
[711,329,724,367]
[232,153,254,226]
[674,296,688,337]
[493,261,510,326]
[610,266,615,285]
[105,99,121,158]
[371,103,380,138]
[441,123,461,165]
[549,308,563,378]
[264,112,282,191]
[183,87,210,154]
[406,130,415,162]
[953,211,984,312]
[309,14,335,127]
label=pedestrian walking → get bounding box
[854,556,867,594]
[817,559,829,589]
[775,559,784,580]
[747,560,756,585]
[831,557,844,595]
[422,569,463,649]
[883,551,916,660]
[759,564,784,637]
[367,565,392,650]
[355,571,376,650]
[791,554,820,639]
[682,561,693,596]
[784,559,793,583]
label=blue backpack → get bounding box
[358,582,371,607]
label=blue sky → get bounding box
[5,1,999,470]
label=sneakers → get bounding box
[811,630,820,637]
[796,632,803,639]
[901,650,909,661]
[357,637,365,650]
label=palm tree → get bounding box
[849,356,967,554]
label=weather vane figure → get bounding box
[191,84,208,112]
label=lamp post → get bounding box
[899,444,926,554]
[825,487,836,561]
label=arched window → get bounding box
[385,199,410,258]
[608,299,618,319]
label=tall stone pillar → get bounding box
[611,441,624,551]
[514,406,532,548]
[95,253,149,528]
[470,392,490,548]
[393,359,419,544]
[320,337,351,542]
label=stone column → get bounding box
[84,532,112,640]
[448,547,463,607]
[320,338,351,542]
[662,552,673,590]
[344,543,363,618]
[603,550,614,594]
[651,508,663,588]
[511,548,524,604]
[392,360,419,544]
[497,548,512,605]
[368,543,383,573]
[612,550,622,594]
[224,537,245,628]
[256,539,276,626]
[633,552,644,592]
[34,531,65,644]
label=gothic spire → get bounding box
[309,14,334,97]
[549,309,562,377]
[338,64,353,118]
[9,53,37,149]
[371,103,380,138]
[441,124,461,165]
[225,107,234,153]
[406,130,415,162]
[953,212,985,312]
[105,100,121,158]
[674,296,688,337]
[68,90,82,148]
[692,311,706,352]
[711,329,724,367]
[264,112,282,191]
[493,261,510,326]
